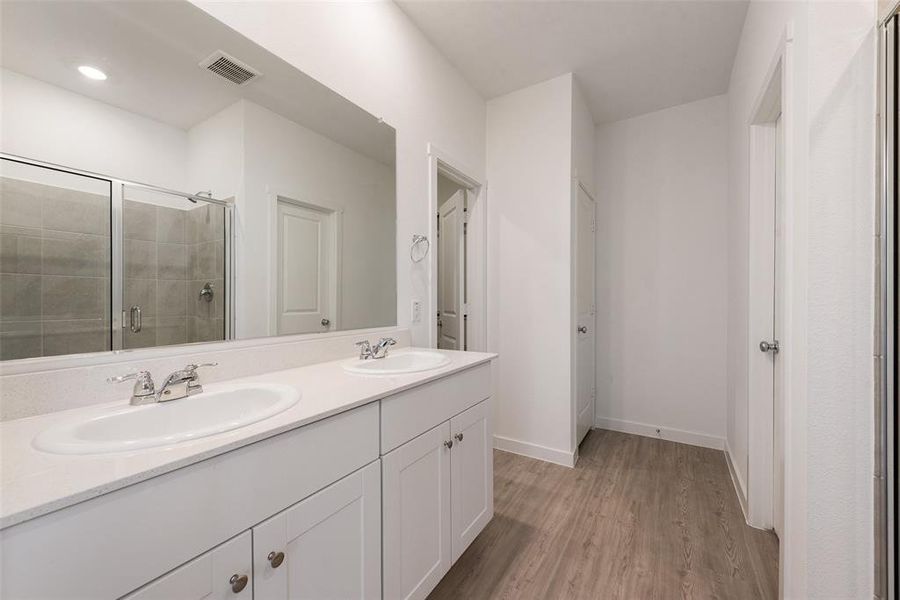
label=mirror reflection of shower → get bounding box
[0,157,232,360]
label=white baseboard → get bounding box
[493,435,576,468]
[725,439,749,522]
[593,417,725,451]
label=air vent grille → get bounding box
[199,51,260,86]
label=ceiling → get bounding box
[0,1,395,165]
[396,0,749,124]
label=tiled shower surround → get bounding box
[0,177,111,360]
[123,200,225,350]
[0,176,226,360]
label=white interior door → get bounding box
[438,190,465,350]
[276,200,335,335]
[575,186,596,445]
[773,115,785,539]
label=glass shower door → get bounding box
[0,158,112,360]
[120,185,227,350]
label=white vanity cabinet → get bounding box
[122,532,253,600]
[0,357,494,600]
[381,364,493,600]
[252,461,381,600]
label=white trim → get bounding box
[726,439,750,523]
[426,143,488,353]
[493,434,576,468]
[594,417,725,451]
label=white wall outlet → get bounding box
[411,300,422,323]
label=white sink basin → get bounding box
[343,351,451,375]
[33,383,300,455]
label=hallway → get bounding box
[430,430,778,599]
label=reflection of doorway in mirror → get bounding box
[436,174,468,350]
[275,197,340,336]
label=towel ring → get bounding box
[410,234,430,263]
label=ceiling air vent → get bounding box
[199,51,261,86]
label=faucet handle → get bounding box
[107,370,155,398]
[377,337,397,346]
[184,362,218,373]
[355,340,373,359]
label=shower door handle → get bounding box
[130,305,142,333]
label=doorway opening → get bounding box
[427,144,487,352]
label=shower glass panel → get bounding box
[120,185,228,350]
[0,158,112,359]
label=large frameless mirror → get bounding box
[0,0,396,362]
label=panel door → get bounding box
[382,422,452,600]
[437,190,464,350]
[449,399,493,562]
[122,531,252,600]
[575,186,596,445]
[276,199,335,335]
[252,461,381,600]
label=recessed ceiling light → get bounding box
[77,65,107,81]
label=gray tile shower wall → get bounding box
[0,177,111,360]
[122,201,226,349]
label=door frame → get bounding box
[745,23,807,597]
[571,178,597,454]
[269,192,342,336]
[426,144,487,351]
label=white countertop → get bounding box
[0,348,495,530]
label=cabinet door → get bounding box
[450,399,493,562]
[382,422,452,600]
[122,531,252,600]
[252,460,381,600]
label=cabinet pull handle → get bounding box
[268,550,285,568]
[444,439,453,449]
[454,433,464,442]
[229,574,249,593]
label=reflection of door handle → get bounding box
[577,325,587,333]
[321,318,330,327]
[130,305,142,333]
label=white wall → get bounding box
[241,101,396,336]
[594,95,729,448]
[192,1,487,346]
[726,0,875,596]
[487,73,575,464]
[0,68,188,190]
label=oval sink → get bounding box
[33,383,300,455]
[343,350,451,376]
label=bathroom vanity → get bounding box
[0,349,495,600]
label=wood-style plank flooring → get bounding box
[429,429,778,599]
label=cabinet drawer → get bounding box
[0,403,379,600]
[381,363,490,453]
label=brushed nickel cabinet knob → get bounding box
[444,439,453,449]
[268,550,285,568]
[454,433,464,442]
[229,574,248,593]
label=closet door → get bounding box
[122,532,251,600]
[252,461,381,600]
[382,422,452,600]
[449,400,493,562]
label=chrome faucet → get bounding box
[354,337,396,360]
[108,363,217,405]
